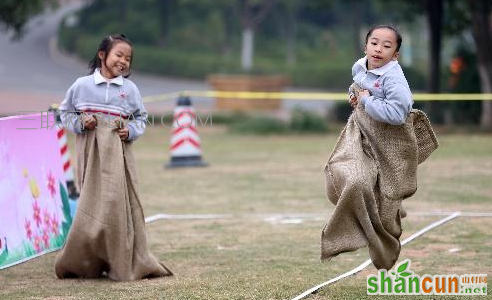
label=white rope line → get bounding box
[288,212,461,300]
[412,211,492,217]
[401,212,461,245]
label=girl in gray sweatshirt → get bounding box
[349,25,413,125]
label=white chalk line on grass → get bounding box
[145,213,233,223]
[288,212,462,300]
[144,211,492,224]
[144,212,324,224]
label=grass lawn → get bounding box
[1,125,491,300]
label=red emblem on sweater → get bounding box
[119,91,128,99]
[374,81,381,88]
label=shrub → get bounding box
[229,116,288,135]
[208,112,249,125]
[290,107,328,133]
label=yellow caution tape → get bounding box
[143,91,492,103]
[413,93,492,101]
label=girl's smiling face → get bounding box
[99,41,132,79]
[365,28,399,70]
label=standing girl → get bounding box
[55,34,173,280]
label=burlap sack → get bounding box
[321,88,438,270]
[55,122,173,281]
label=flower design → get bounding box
[47,171,56,198]
[374,81,381,89]
[32,201,41,228]
[119,91,128,99]
[30,178,40,199]
[51,214,59,235]
[43,209,51,226]
[33,235,42,253]
[25,219,32,240]
[42,231,50,248]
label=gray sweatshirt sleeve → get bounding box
[361,75,412,125]
[126,87,148,141]
[348,62,359,99]
[59,82,83,134]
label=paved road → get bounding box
[0,1,332,117]
[0,1,210,116]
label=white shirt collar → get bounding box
[355,57,398,76]
[93,68,124,86]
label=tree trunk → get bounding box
[241,26,254,71]
[121,0,127,23]
[469,0,492,130]
[222,7,234,58]
[425,0,446,123]
[352,1,362,60]
[158,0,173,47]
[275,1,298,66]
[237,0,275,72]
[426,0,442,92]
[286,11,297,66]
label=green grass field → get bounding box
[1,125,491,300]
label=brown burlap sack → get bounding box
[54,122,173,281]
[321,88,438,270]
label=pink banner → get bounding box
[0,113,73,269]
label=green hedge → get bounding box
[58,27,426,90]
[228,109,329,135]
